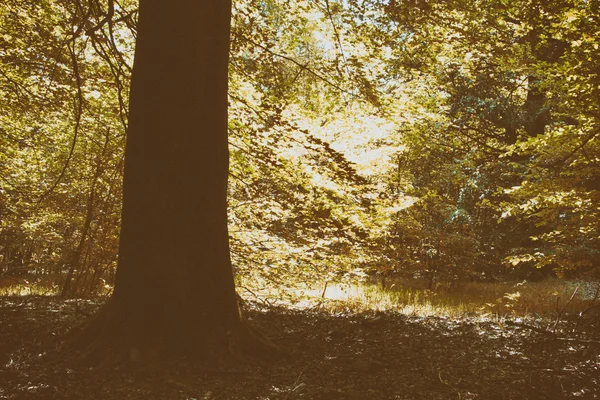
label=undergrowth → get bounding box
[0,276,58,296]
[247,278,600,321]
[2,276,599,323]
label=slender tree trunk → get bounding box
[61,167,99,297]
[427,255,436,291]
[61,130,110,297]
[524,75,549,137]
[74,0,276,363]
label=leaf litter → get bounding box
[1,296,599,399]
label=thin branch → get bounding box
[246,38,353,96]
[447,124,506,154]
[87,31,130,129]
[551,127,600,168]
[239,285,273,308]
[83,0,114,34]
[229,92,365,184]
[0,67,45,102]
[37,39,84,204]
[323,0,350,78]
[41,0,92,103]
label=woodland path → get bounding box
[0,296,598,399]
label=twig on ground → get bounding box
[283,368,306,400]
[438,371,461,400]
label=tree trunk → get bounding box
[61,130,109,297]
[523,75,549,137]
[74,0,276,364]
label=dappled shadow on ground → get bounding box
[1,296,598,399]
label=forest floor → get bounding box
[1,296,599,400]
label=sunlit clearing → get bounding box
[0,281,59,296]
[243,279,596,321]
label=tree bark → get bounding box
[73,0,276,363]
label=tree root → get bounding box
[227,321,283,360]
[64,297,283,369]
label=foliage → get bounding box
[357,0,600,282]
[1,0,598,295]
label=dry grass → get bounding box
[2,275,598,322]
[0,276,59,296]
[270,279,600,320]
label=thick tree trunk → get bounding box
[74,0,276,364]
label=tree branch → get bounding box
[37,39,84,204]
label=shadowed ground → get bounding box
[1,296,598,399]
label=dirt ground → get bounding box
[1,296,599,399]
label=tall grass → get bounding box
[0,276,59,296]
[2,274,598,323]
[282,279,599,320]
